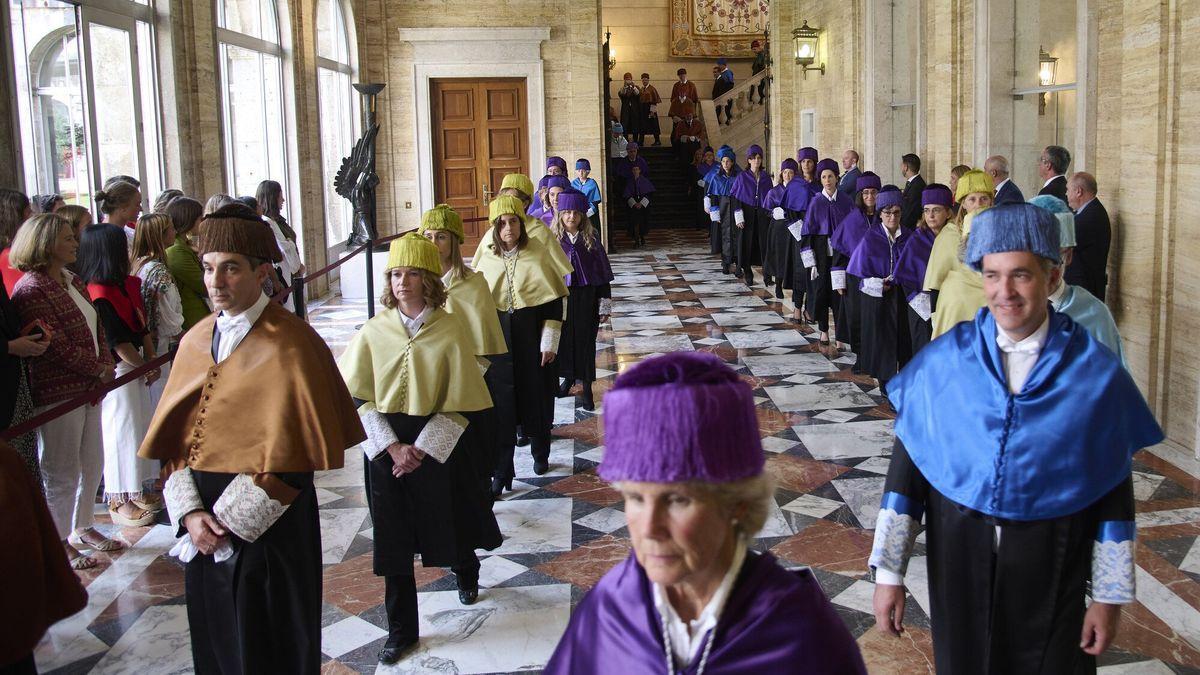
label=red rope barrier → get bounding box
[3,214,496,439]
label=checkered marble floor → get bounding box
[40,230,1200,674]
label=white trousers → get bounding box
[102,360,156,499]
[37,401,104,539]
[147,335,172,410]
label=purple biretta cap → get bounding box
[547,156,567,172]
[797,147,818,162]
[556,188,589,213]
[599,352,765,484]
[876,190,904,210]
[922,183,954,208]
[747,144,764,157]
[780,158,799,172]
[856,171,882,192]
[815,158,840,178]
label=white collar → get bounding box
[217,291,269,332]
[501,245,520,258]
[1042,175,1064,188]
[441,268,454,286]
[1049,281,1069,307]
[823,189,838,201]
[995,314,1050,355]
[882,223,901,243]
[906,174,920,183]
[567,231,580,243]
[1075,198,1096,215]
[397,305,432,336]
[996,177,1011,190]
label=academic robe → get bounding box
[615,154,650,180]
[846,224,912,384]
[730,168,773,279]
[471,216,574,276]
[694,160,716,229]
[762,182,791,284]
[140,302,366,675]
[931,263,985,339]
[0,441,87,670]
[571,177,604,233]
[830,208,875,353]
[558,233,614,384]
[800,190,853,333]
[339,308,501,574]
[870,308,1164,674]
[922,219,962,320]
[546,550,866,674]
[1052,284,1125,366]
[704,165,739,263]
[618,83,643,137]
[639,85,662,139]
[668,80,700,119]
[891,226,937,353]
[473,237,571,472]
[623,174,656,240]
[672,118,704,174]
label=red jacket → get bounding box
[12,270,114,406]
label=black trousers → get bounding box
[384,553,480,641]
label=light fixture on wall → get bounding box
[608,46,617,72]
[1038,46,1058,115]
[792,20,825,78]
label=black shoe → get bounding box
[556,380,573,398]
[458,587,479,605]
[775,283,784,299]
[743,273,755,286]
[532,439,551,475]
[763,275,773,286]
[516,435,530,447]
[580,385,595,411]
[378,636,419,665]
[490,473,513,498]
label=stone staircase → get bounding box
[700,69,768,159]
[638,146,696,229]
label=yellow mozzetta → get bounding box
[929,209,989,338]
[923,220,962,294]
[444,271,508,356]
[473,235,572,313]
[339,307,493,415]
[471,215,574,272]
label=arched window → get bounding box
[315,0,356,249]
[10,0,164,208]
[215,0,292,218]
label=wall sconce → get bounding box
[1038,46,1057,115]
[792,20,825,78]
[608,46,617,72]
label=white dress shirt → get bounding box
[1049,281,1068,308]
[64,270,99,355]
[214,292,270,363]
[1074,198,1096,216]
[1042,175,1065,189]
[996,178,1012,194]
[397,305,432,338]
[995,315,1050,394]
[652,541,747,669]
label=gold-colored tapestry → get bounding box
[670,0,768,58]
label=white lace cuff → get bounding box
[212,474,298,543]
[697,179,706,187]
[164,467,205,532]
[869,508,920,581]
[800,249,816,269]
[541,321,562,354]
[627,198,636,208]
[861,277,885,297]
[1092,523,1136,604]
[703,196,712,212]
[359,404,398,460]
[587,206,596,217]
[639,197,650,208]
[599,297,613,316]
[476,356,491,376]
[772,207,785,220]
[831,269,847,290]
[909,292,932,321]
[788,220,804,241]
[734,209,745,225]
[415,413,469,464]
[709,210,721,222]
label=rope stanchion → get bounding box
[2,215,496,439]
[1,350,175,441]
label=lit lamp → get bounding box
[608,46,617,72]
[792,20,825,78]
[1038,46,1058,115]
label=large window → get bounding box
[215,0,292,221]
[315,0,355,249]
[9,0,163,209]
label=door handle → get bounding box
[482,183,492,204]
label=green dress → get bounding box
[165,234,209,331]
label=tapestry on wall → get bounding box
[670,0,768,58]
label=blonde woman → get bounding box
[551,189,612,411]
[132,212,184,406]
[95,179,142,252]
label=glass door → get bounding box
[79,8,148,204]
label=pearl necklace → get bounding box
[659,611,716,675]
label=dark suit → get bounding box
[838,166,861,199]
[1038,175,1068,202]
[994,179,1025,205]
[1065,198,1111,301]
[900,175,926,229]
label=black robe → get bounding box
[764,206,798,287]
[185,470,322,675]
[884,440,1133,674]
[857,283,912,385]
[907,304,932,354]
[718,195,738,270]
[497,298,565,444]
[733,198,765,277]
[834,252,862,354]
[618,86,642,137]
[559,283,610,384]
[359,408,501,575]
[798,235,839,334]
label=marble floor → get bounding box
[40,229,1200,674]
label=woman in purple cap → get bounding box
[797,147,820,191]
[830,172,882,361]
[729,145,773,287]
[546,156,568,177]
[763,158,802,299]
[892,183,953,353]
[539,175,573,227]
[847,188,912,394]
[800,158,855,340]
[545,352,866,675]
[552,189,613,410]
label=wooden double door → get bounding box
[431,78,529,252]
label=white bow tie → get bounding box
[996,335,1042,355]
[216,312,251,335]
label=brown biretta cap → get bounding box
[197,203,283,263]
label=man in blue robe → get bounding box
[869,203,1163,674]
